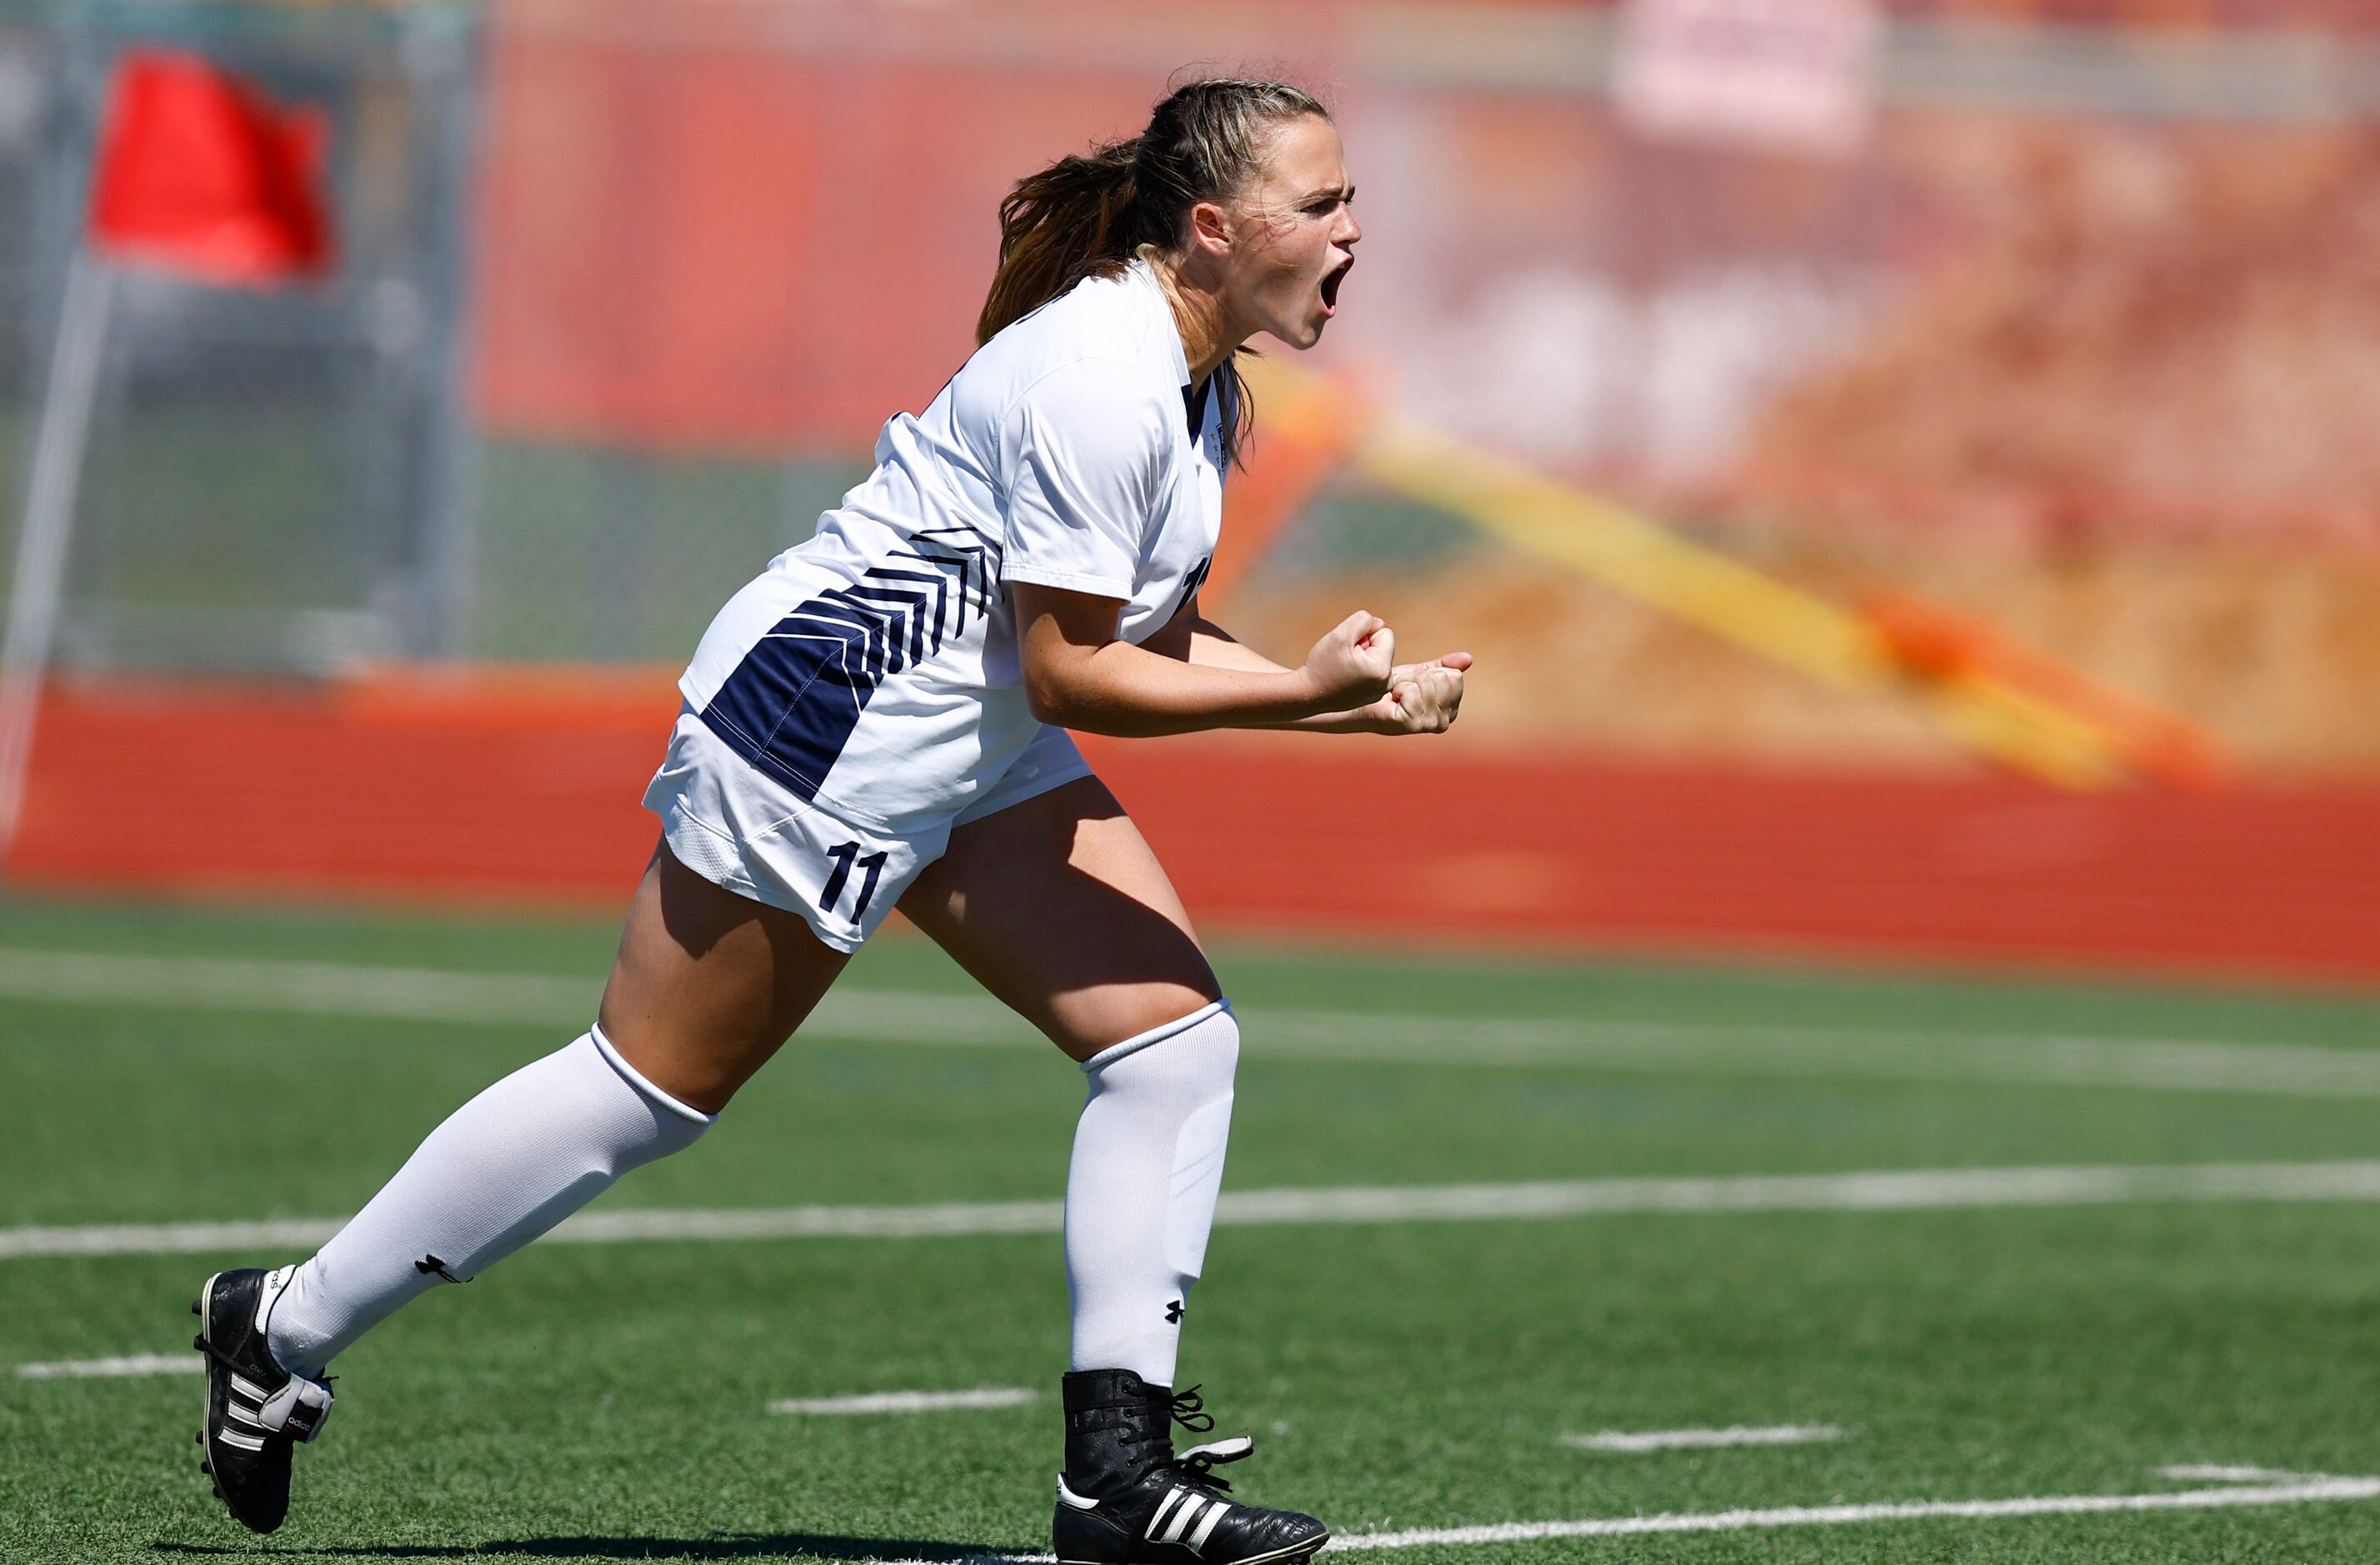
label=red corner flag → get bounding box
[88,50,333,285]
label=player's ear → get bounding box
[1187,198,1232,259]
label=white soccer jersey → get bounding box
[675,258,1228,834]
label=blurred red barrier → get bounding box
[8,678,2378,987]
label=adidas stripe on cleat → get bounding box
[1053,1369,1328,1565]
[192,1266,332,1533]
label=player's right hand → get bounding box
[1299,610,1394,708]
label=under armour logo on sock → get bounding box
[414,1254,464,1284]
[1165,1299,1185,1324]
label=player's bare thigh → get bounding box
[898,776,1222,1062]
[598,778,1212,1102]
[598,841,850,1114]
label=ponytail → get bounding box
[975,138,1142,347]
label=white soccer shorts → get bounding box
[642,706,1092,952]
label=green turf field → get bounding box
[5,896,2380,1562]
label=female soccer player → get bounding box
[191,78,1468,1564]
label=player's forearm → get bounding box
[1028,639,1334,736]
[1183,619,1292,676]
[1184,620,1373,732]
[1264,706,1384,733]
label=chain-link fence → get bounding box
[2,0,475,674]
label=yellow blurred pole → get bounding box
[1244,359,2130,789]
[1360,416,1885,688]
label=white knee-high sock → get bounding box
[1064,1000,1238,1388]
[266,1028,712,1378]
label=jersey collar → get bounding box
[1128,255,1194,391]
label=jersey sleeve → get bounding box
[997,358,1173,601]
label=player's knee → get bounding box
[1078,998,1238,1083]
[588,1024,719,1153]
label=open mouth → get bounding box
[1319,255,1352,315]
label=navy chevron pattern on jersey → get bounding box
[698,531,1001,801]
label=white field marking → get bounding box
[13,1159,2380,1262]
[767,1387,1038,1416]
[0,949,595,1028]
[16,1352,195,1379]
[6,947,2380,1101]
[1323,1470,2380,1550]
[646,1466,2380,1562]
[1566,1424,1848,1452]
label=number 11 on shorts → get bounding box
[820,840,888,922]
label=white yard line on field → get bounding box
[768,1388,1038,1416]
[11,1159,2380,1262]
[5,947,2378,1100]
[1566,1424,1848,1452]
[14,1352,195,1379]
[0,949,596,1028]
[1322,1469,2380,1549]
[781,1465,2380,1561]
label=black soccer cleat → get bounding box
[191,1266,332,1533]
[1053,1368,1328,1565]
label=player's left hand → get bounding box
[1357,650,1471,735]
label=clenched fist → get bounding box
[1355,651,1471,735]
[1298,609,1395,708]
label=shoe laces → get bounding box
[1169,1385,1217,1437]
[1162,1387,1252,1494]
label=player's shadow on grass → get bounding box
[152,1537,1035,1562]
[152,1536,1037,1562]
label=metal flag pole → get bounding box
[0,249,116,859]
